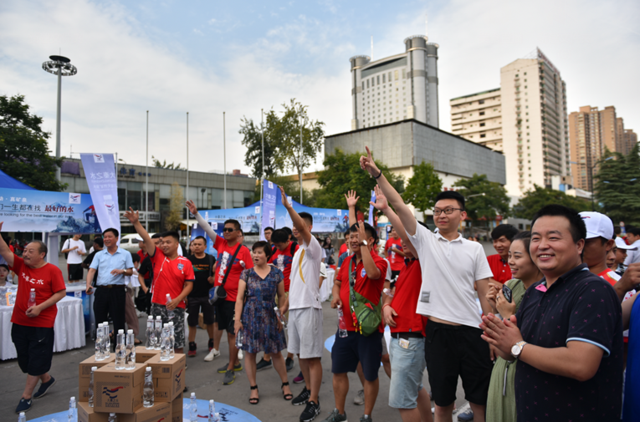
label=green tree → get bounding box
[453,174,510,225]
[402,161,443,215]
[239,111,282,179]
[594,145,640,226]
[152,155,184,170]
[315,149,403,212]
[164,182,184,231]
[513,185,591,220]
[0,94,65,191]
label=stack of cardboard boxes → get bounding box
[77,347,186,422]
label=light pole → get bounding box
[42,55,77,181]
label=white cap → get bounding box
[615,237,638,250]
[164,323,169,327]
[148,315,153,320]
[156,316,162,319]
[168,321,173,326]
[146,367,152,372]
[191,392,196,398]
[91,366,97,371]
[579,212,614,240]
[127,329,133,334]
[118,329,124,334]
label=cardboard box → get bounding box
[79,355,116,402]
[117,402,170,422]
[78,401,110,422]
[170,396,183,422]
[93,363,146,414]
[146,354,186,403]
[135,346,160,363]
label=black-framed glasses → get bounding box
[223,228,235,233]
[433,207,463,216]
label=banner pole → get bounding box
[145,110,149,231]
[186,112,190,243]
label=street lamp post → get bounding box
[42,55,77,182]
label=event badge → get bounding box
[420,291,430,303]
[399,339,410,349]
[177,263,184,270]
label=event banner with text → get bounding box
[80,153,120,236]
[0,188,101,233]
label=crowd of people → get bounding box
[2,145,640,422]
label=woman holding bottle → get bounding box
[234,241,291,405]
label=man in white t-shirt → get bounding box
[624,227,640,266]
[360,147,494,422]
[61,234,87,283]
[279,186,323,422]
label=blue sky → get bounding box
[1,0,639,176]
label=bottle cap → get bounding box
[127,329,133,334]
[118,329,124,334]
[70,396,76,401]
[191,392,196,398]
[164,323,169,327]
[91,366,97,371]
[148,315,153,320]
[168,321,173,326]
[156,316,161,319]
[146,367,152,372]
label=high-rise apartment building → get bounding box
[450,88,503,151]
[350,36,439,130]
[624,129,638,154]
[449,49,569,197]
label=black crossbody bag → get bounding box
[209,244,242,305]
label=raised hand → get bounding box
[344,190,359,209]
[185,200,198,216]
[279,186,291,209]
[359,146,381,177]
[123,207,140,225]
[370,185,389,211]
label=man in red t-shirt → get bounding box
[0,224,66,414]
[188,200,253,385]
[329,221,388,421]
[124,210,194,354]
[384,226,405,281]
[487,224,519,285]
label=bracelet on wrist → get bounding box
[374,170,383,179]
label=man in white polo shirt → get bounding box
[279,186,323,422]
[360,147,494,422]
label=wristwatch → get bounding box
[511,341,527,359]
[361,240,368,246]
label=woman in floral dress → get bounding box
[235,241,292,404]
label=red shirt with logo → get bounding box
[389,259,427,334]
[213,236,253,302]
[385,237,405,272]
[487,254,512,284]
[336,251,388,332]
[149,247,195,309]
[269,242,299,292]
[10,256,66,328]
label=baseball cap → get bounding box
[579,211,614,240]
[615,237,637,250]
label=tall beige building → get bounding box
[450,49,570,197]
[624,129,638,154]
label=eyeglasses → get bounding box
[433,207,463,216]
[223,228,235,233]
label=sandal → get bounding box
[249,385,259,405]
[281,382,293,401]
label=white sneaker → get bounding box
[238,350,244,360]
[204,348,220,362]
[353,389,364,405]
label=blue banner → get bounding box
[80,153,120,235]
[261,180,278,241]
[368,190,376,226]
[0,188,101,233]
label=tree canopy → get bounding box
[453,174,510,224]
[314,149,403,212]
[513,185,591,220]
[594,145,640,226]
[0,94,65,191]
[152,155,184,170]
[402,161,443,215]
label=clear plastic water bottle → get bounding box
[160,324,171,361]
[383,288,394,298]
[274,306,287,329]
[68,396,77,422]
[208,400,216,422]
[154,316,163,350]
[95,324,104,361]
[143,367,154,408]
[115,330,126,370]
[145,316,155,350]
[88,366,97,408]
[108,413,117,422]
[189,392,197,422]
[214,413,220,422]
[103,323,111,358]
[165,294,174,320]
[168,322,175,359]
[18,412,26,422]
[235,329,243,348]
[27,288,36,309]
[126,329,136,369]
[337,306,348,338]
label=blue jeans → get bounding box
[389,336,426,409]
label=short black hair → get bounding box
[264,227,274,233]
[282,227,293,239]
[0,263,9,272]
[271,229,289,244]
[627,226,640,237]
[193,236,207,244]
[161,231,180,242]
[511,231,532,258]
[151,233,162,239]
[103,228,119,238]
[299,212,313,226]
[531,204,586,243]
[224,219,241,231]
[131,252,141,263]
[349,222,378,243]
[435,191,465,210]
[93,238,104,248]
[252,241,274,260]
[491,224,519,242]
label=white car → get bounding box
[119,233,147,253]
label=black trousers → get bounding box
[93,285,127,336]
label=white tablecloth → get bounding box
[320,269,335,302]
[0,296,86,360]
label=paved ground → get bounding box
[1,242,497,421]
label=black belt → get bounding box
[394,331,424,340]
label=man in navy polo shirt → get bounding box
[481,205,624,422]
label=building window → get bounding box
[388,72,392,81]
[367,79,369,88]
[362,82,364,90]
[480,134,486,138]
[478,100,485,104]
[395,70,399,80]
[402,69,406,79]
[377,75,380,84]
[480,123,485,127]
[382,74,386,83]
[479,111,485,116]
